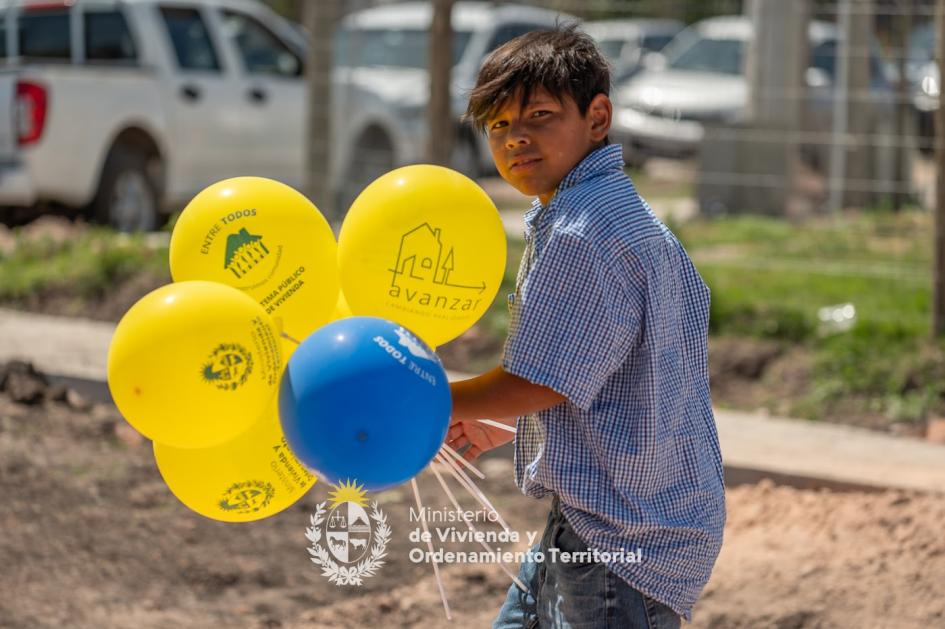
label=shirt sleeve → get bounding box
[502,231,644,410]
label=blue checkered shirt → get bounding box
[503,144,725,620]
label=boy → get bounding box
[447,26,725,628]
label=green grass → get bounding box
[673,210,943,423]
[0,228,169,302]
[476,211,944,424]
[675,211,932,340]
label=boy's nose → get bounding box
[505,125,530,149]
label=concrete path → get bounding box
[715,408,945,493]
[0,307,114,381]
[2,307,944,494]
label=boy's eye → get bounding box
[531,110,551,118]
[488,120,508,131]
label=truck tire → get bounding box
[91,146,160,232]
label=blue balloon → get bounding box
[279,316,451,491]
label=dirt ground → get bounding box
[1,369,944,629]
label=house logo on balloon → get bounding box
[224,227,274,281]
[387,224,487,313]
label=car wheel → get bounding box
[92,146,160,232]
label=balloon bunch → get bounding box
[107,166,506,522]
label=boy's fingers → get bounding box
[447,424,464,440]
[450,435,470,451]
[464,445,482,462]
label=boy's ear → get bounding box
[587,93,613,143]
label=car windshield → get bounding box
[641,33,675,53]
[667,36,744,75]
[335,27,472,69]
[908,23,934,72]
[595,38,625,64]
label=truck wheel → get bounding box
[92,147,160,232]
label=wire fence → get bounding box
[278,0,940,339]
[319,0,938,207]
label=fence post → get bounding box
[892,2,914,212]
[933,0,945,335]
[698,0,808,216]
[303,0,342,223]
[429,0,454,166]
[829,0,877,211]
[747,0,808,214]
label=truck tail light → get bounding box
[16,80,48,146]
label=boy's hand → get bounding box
[446,418,515,462]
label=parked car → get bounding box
[583,18,683,82]
[0,0,573,230]
[611,15,895,168]
[0,0,309,231]
[332,1,574,209]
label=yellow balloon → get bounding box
[330,290,353,320]
[169,177,340,356]
[154,402,315,522]
[107,281,282,449]
[338,165,506,346]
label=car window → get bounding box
[159,6,221,72]
[335,28,471,69]
[809,39,889,86]
[596,38,626,66]
[809,40,836,81]
[641,33,675,53]
[668,36,744,75]
[0,13,6,59]
[908,22,934,71]
[85,10,137,63]
[220,9,302,77]
[19,10,70,60]
[485,23,542,54]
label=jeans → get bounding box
[493,497,681,629]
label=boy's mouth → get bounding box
[509,157,541,172]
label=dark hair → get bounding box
[464,24,611,133]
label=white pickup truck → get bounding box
[0,0,309,231]
[0,0,572,231]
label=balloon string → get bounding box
[477,418,517,434]
[439,443,486,480]
[435,453,511,534]
[280,331,302,345]
[410,478,452,621]
[429,462,529,593]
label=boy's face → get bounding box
[485,87,612,205]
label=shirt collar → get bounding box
[523,143,624,233]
